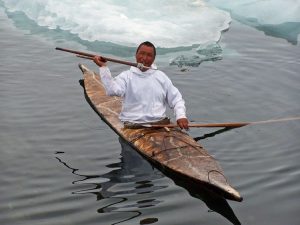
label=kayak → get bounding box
[78,64,242,202]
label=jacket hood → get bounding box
[130,64,158,77]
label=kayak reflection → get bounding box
[56,137,240,225]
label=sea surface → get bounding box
[1,1,300,225]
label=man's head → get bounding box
[136,41,156,71]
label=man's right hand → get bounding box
[93,56,107,67]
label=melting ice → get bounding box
[1,0,299,66]
[1,0,231,48]
[208,0,300,45]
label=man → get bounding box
[93,41,189,130]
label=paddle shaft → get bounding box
[146,116,300,128]
[55,47,150,69]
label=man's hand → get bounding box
[177,118,189,130]
[93,56,107,67]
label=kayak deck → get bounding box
[79,64,242,202]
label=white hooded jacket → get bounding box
[99,66,186,123]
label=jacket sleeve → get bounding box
[99,67,126,97]
[165,77,187,120]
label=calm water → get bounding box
[1,5,300,225]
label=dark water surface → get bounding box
[1,8,300,225]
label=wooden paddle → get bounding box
[55,47,152,70]
[142,116,300,129]
[142,122,249,128]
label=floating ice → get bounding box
[207,0,300,44]
[1,0,231,48]
[207,0,300,24]
[2,0,298,67]
[170,42,222,67]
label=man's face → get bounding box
[136,45,155,71]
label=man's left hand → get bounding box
[177,118,189,130]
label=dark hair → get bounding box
[136,41,156,57]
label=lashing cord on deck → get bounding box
[129,128,227,184]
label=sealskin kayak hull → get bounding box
[79,64,242,202]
